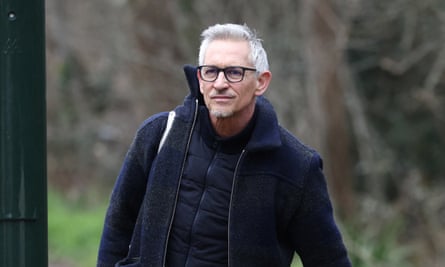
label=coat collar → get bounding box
[247,96,282,151]
[183,64,204,105]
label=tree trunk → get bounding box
[300,0,356,217]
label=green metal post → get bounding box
[0,0,47,266]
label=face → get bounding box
[198,39,271,121]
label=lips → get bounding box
[212,95,232,100]
[210,95,234,105]
[209,93,235,99]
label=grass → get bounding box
[48,189,107,266]
[291,255,303,267]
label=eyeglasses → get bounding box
[198,65,257,83]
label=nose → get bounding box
[213,71,228,89]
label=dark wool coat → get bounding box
[97,65,351,267]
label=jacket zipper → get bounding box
[162,98,199,266]
[227,149,247,267]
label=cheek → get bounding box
[236,84,255,99]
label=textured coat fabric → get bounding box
[166,107,253,266]
[97,65,351,267]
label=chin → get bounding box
[210,109,234,118]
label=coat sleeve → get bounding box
[290,153,352,267]
[97,113,167,267]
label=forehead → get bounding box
[203,39,251,66]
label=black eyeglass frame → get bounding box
[198,65,258,83]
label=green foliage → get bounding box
[340,200,414,267]
[48,190,107,267]
[291,255,303,267]
[345,222,412,266]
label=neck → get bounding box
[210,106,255,138]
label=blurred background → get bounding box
[45,0,445,266]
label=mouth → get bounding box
[212,95,232,99]
[210,95,234,104]
[210,93,235,99]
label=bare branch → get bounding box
[379,43,437,75]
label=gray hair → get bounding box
[198,23,269,72]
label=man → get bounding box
[97,23,351,267]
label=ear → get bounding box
[255,71,272,96]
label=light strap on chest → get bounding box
[158,111,176,153]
